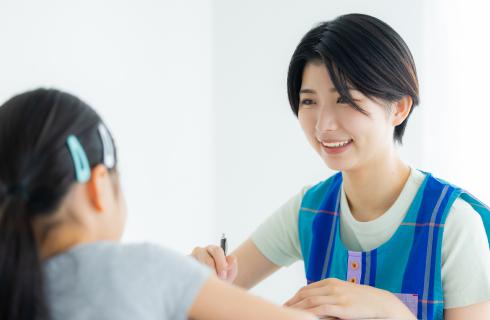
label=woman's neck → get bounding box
[342,151,410,222]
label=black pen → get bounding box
[220,233,227,256]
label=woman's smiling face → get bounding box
[298,61,398,173]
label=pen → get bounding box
[220,233,227,256]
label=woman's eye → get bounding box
[300,99,315,106]
[336,96,349,104]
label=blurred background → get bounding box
[1,0,489,303]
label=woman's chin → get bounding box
[321,156,355,173]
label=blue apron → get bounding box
[298,171,490,319]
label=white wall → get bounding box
[419,0,490,204]
[0,0,216,252]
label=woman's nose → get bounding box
[315,104,337,133]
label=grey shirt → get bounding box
[43,241,211,320]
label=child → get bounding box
[0,88,316,320]
[191,13,490,319]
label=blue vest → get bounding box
[298,171,490,320]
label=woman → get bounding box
[191,13,490,319]
[0,88,316,320]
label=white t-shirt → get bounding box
[251,168,490,309]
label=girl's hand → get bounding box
[191,245,238,283]
[284,278,416,319]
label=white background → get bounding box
[1,0,489,303]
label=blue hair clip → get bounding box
[66,135,91,183]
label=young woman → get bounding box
[0,88,316,320]
[191,13,490,320]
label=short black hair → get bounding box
[287,13,419,144]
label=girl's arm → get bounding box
[188,274,316,320]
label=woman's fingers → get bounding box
[191,246,237,282]
[305,304,343,319]
[288,295,338,310]
[287,293,344,319]
[206,245,229,280]
[190,246,224,278]
[284,286,335,306]
[225,255,238,282]
[191,247,216,268]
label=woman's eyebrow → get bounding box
[300,88,316,94]
[301,87,356,94]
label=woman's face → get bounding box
[298,61,396,173]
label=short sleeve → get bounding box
[442,198,490,308]
[144,245,212,319]
[251,187,309,267]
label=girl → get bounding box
[191,13,490,319]
[0,88,316,320]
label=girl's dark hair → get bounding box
[0,88,117,320]
[287,13,419,143]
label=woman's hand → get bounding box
[191,245,238,283]
[284,278,416,319]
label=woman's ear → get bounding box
[86,164,111,213]
[392,96,413,126]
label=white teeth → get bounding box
[321,140,351,148]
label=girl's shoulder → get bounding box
[45,241,210,281]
